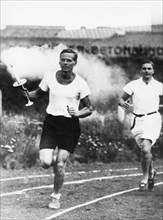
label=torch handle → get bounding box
[21,85,33,107]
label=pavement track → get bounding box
[44,182,163,220]
[1,167,163,220]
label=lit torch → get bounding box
[7,64,33,106]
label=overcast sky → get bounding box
[1,0,162,30]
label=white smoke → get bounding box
[76,53,127,100]
[1,44,66,80]
[1,44,127,101]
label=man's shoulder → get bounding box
[76,74,87,83]
[42,71,55,80]
[132,78,141,83]
[126,78,140,86]
[152,78,162,85]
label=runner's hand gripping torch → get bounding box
[7,64,33,107]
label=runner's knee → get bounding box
[39,156,53,169]
[39,149,54,169]
[56,161,66,176]
[40,161,52,169]
[141,150,152,161]
[141,140,152,156]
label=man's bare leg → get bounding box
[139,139,152,190]
[49,149,70,209]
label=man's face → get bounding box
[59,52,77,72]
[141,63,154,80]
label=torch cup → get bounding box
[7,64,33,107]
[13,79,33,107]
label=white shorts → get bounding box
[131,112,162,147]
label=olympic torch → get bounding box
[7,64,33,106]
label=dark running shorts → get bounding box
[39,114,81,154]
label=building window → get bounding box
[91,46,98,54]
[77,45,85,52]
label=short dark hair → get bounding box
[141,59,154,68]
[60,48,78,61]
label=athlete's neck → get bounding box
[56,70,75,85]
[142,76,152,85]
[60,70,74,79]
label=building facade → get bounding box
[0,25,163,59]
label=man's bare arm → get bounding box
[118,92,133,111]
[23,88,47,101]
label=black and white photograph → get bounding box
[0,1,163,219]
